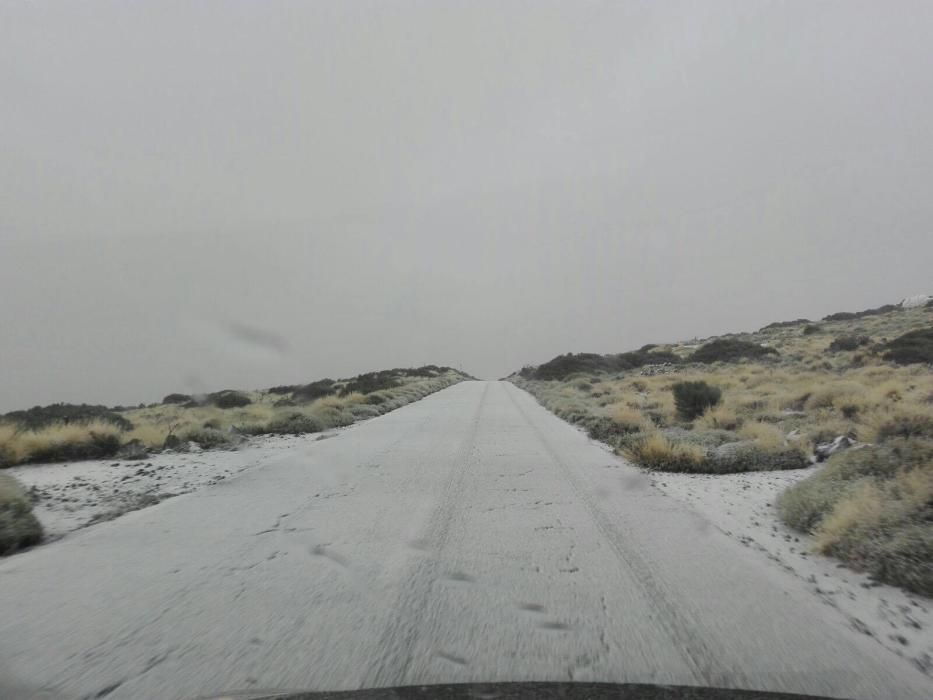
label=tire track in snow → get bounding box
[501,382,747,689]
[362,382,489,688]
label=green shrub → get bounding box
[760,318,812,331]
[0,473,43,555]
[265,413,324,435]
[672,381,722,420]
[339,371,400,396]
[690,339,778,364]
[802,324,821,335]
[0,403,132,431]
[208,390,252,409]
[528,349,679,381]
[663,427,739,449]
[882,327,933,365]
[162,393,192,405]
[827,335,871,352]
[346,404,381,420]
[823,304,900,322]
[292,379,336,402]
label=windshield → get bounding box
[1,3,932,700]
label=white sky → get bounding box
[2,1,932,410]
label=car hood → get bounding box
[200,682,840,700]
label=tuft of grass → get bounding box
[611,404,651,433]
[0,472,43,555]
[738,421,788,452]
[624,432,708,472]
[125,424,171,449]
[696,404,741,431]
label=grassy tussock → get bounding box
[611,404,651,433]
[696,404,741,431]
[777,438,932,595]
[624,433,707,471]
[0,472,43,554]
[0,420,122,465]
[737,422,787,452]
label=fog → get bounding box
[2,1,932,411]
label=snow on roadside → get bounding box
[8,431,341,540]
[646,465,933,677]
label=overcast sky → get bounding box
[2,1,932,411]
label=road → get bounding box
[1,381,930,700]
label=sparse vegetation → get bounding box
[510,298,932,592]
[1,368,468,467]
[672,381,722,420]
[0,472,43,555]
[529,348,679,381]
[690,338,778,364]
[827,335,871,352]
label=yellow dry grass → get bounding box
[738,422,787,452]
[0,420,122,464]
[611,404,650,432]
[627,432,706,467]
[696,404,741,431]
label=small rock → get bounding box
[814,435,856,462]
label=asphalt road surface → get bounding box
[1,381,930,700]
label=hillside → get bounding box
[509,298,933,596]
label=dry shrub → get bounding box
[696,404,741,431]
[738,422,786,452]
[9,420,122,464]
[865,408,933,443]
[804,381,864,410]
[125,424,170,448]
[611,404,650,432]
[624,432,708,472]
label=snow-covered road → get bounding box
[1,381,930,700]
